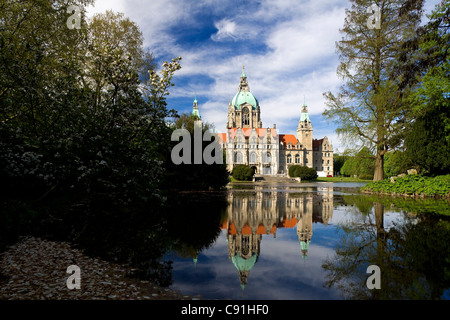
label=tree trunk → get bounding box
[373,152,384,181]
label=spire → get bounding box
[238,67,250,92]
[300,98,310,122]
[192,97,201,120]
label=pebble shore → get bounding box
[0,236,200,300]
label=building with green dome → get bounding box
[218,68,334,177]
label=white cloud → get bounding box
[86,0,353,149]
[211,19,238,41]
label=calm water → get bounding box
[2,181,450,300]
[167,182,450,300]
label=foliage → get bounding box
[163,114,229,190]
[232,164,254,181]
[288,165,318,180]
[340,147,375,178]
[362,174,450,197]
[403,2,450,175]
[323,0,425,181]
[0,1,181,210]
[383,150,412,177]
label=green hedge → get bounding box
[231,165,254,181]
[288,165,318,180]
[361,174,450,197]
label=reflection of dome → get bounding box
[231,253,258,290]
[300,240,310,259]
[231,253,258,272]
[231,91,259,110]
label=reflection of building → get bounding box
[221,189,333,289]
[213,68,333,176]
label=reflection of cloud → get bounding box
[171,227,341,299]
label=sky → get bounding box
[86,0,440,153]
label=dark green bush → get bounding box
[232,165,254,181]
[289,165,318,180]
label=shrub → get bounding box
[232,165,254,181]
[361,174,450,197]
[289,165,318,180]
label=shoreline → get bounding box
[0,236,200,301]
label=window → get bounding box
[235,152,243,163]
[287,154,292,164]
[295,154,300,164]
[265,152,272,164]
[243,107,250,126]
[250,152,257,164]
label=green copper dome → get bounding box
[231,91,259,110]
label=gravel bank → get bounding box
[0,236,199,300]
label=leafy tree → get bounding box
[163,113,229,190]
[0,1,181,209]
[323,0,424,181]
[340,147,375,178]
[405,1,450,175]
[383,150,411,177]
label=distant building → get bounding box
[209,68,333,176]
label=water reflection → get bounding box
[170,186,450,300]
[211,187,334,292]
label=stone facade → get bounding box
[213,69,333,177]
[188,69,333,176]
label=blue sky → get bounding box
[87,0,440,153]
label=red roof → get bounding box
[220,128,278,142]
[279,134,299,146]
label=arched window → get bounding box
[243,107,250,126]
[250,152,257,164]
[235,151,243,163]
[287,154,292,163]
[295,154,300,164]
[265,152,272,164]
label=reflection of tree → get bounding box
[323,196,450,299]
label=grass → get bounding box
[361,174,450,198]
[315,176,372,182]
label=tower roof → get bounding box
[231,91,259,110]
[300,104,311,122]
[232,68,259,110]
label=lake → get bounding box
[1,181,450,300]
[166,182,450,300]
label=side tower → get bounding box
[191,97,201,120]
[297,102,313,167]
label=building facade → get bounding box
[212,69,333,177]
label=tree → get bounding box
[340,147,375,178]
[383,150,411,177]
[323,0,424,181]
[405,1,450,175]
[0,1,182,208]
[163,113,229,190]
